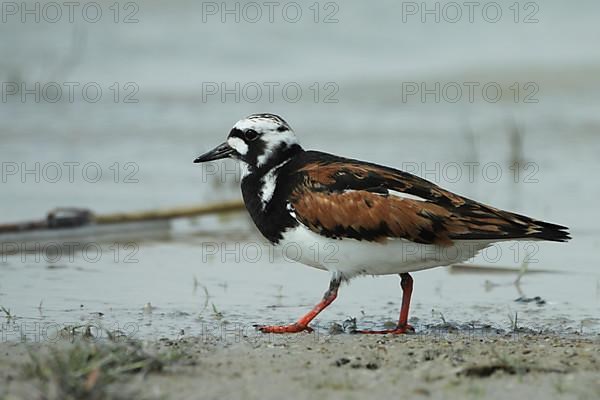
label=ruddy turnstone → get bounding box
[194,113,570,334]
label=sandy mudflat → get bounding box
[1,330,599,400]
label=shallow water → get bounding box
[1,0,600,340]
[1,214,599,341]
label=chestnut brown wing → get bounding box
[288,157,569,244]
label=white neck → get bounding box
[256,158,292,210]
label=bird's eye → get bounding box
[244,129,259,141]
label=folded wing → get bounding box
[288,155,570,245]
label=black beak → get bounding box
[193,142,234,163]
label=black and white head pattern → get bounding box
[226,114,300,174]
[227,114,303,210]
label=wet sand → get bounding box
[1,331,599,399]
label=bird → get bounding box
[193,113,570,334]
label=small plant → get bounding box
[508,311,519,332]
[212,303,224,319]
[23,338,179,400]
[439,312,447,325]
[0,305,15,321]
[193,276,211,314]
[515,253,530,285]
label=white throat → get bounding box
[257,158,291,210]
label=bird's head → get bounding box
[194,113,302,174]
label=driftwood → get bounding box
[0,200,245,234]
[95,200,245,224]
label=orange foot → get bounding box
[352,324,415,335]
[254,323,313,334]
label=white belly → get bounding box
[275,224,491,279]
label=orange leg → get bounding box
[256,277,341,333]
[354,273,415,334]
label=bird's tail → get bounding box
[525,219,571,242]
[450,202,571,243]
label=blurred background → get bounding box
[1,0,599,339]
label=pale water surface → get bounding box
[1,0,599,340]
